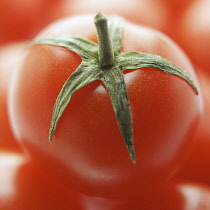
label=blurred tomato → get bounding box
[0,0,60,44]
[79,182,210,210]
[164,0,195,15]
[0,151,82,210]
[115,182,210,210]
[171,0,210,73]
[174,71,210,186]
[0,42,27,151]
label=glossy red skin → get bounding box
[9,15,202,199]
[174,71,210,186]
[0,0,60,45]
[0,151,82,210]
[48,0,169,32]
[170,0,210,73]
[0,43,26,151]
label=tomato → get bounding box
[162,0,195,38]
[0,0,60,45]
[48,0,169,32]
[115,182,210,210]
[163,0,195,15]
[9,13,202,199]
[174,71,210,186]
[0,151,82,210]
[79,182,210,210]
[0,42,27,151]
[170,0,210,73]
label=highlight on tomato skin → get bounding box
[0,151,83,210]
[47,0,170,32]
[173,71,210,186]
[8,13,203,199]
[0,42,27,152]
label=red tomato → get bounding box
[174,71,210,186]
[48,0,169,32]
[116,182,210,210]
[0,0,60,45]
[9,14,202,199]
[171,0,210,73]
[79,182,210,210]
[163,0,195,15]
[0,43,27,151]
[0,151,82,210]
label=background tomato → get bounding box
[0,42,27,151]
[115,182,210,210]
[163,0,195,15]
[0,151,82,210]
[174,71,210,186]
[0,0,60,45]
[78,182,210,210]
[48,0,169,32]
[9,14,202,199]
[170,0,210,73]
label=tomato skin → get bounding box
[115,182,210,210]
[48,0,169,32]
[78,182,210,210]
[0,43,27,151]
[0,151,82,210]
[170,0,210,73]
[0,0,60,45]
[9,15,203,199]
[163,0,195,15]
[174,71,210,186]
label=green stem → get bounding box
[94,12,115,69]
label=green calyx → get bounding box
[31,12,198,164]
